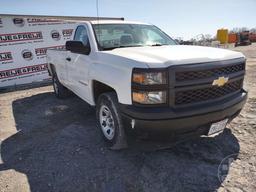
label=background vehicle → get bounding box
[47,20,247,149]
[235,31,252,46]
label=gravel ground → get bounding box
[0,44,256,192]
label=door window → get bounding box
[74,25,89,46]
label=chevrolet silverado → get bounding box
[47,20,247,149]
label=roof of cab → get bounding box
[89,20,150,25]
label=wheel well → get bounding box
[93,81,116,103]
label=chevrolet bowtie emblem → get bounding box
[212,76,229,87]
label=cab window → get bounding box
[74,25,90,46]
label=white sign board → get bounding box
[0,15,77,88]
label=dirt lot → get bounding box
[0,44,256,192]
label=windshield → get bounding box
[92,24,177,50]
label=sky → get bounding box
[1,0,256,40]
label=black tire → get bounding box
[96,92,127,150]
[52,72,70,99]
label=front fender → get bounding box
[89,63,132,105]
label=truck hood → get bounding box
[109,45,245,68]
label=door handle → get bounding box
[66,57,71,61]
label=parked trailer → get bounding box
[228,33,237,44]
[249,33,256,42]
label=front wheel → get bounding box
[96,92,127,150]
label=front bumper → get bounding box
[120,90,247,136]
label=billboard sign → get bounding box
[0,15,77,88]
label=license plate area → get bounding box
[208,118,228,135]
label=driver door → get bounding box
[66,25,92,101]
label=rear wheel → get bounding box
[52,73,70,99]
[96,92,127,150]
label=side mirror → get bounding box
[66,41,90,55]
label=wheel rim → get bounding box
[99,105,115,140]
[53,78,58,94]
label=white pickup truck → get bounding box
[47,19,247,149]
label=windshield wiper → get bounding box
[148,43,168,46]
[102,44,169,50]
[102,44,144,50]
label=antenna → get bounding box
[96,0,101,46]
[96,0,99,20]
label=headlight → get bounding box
[132,71,167,85]
[132,91,167,104]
